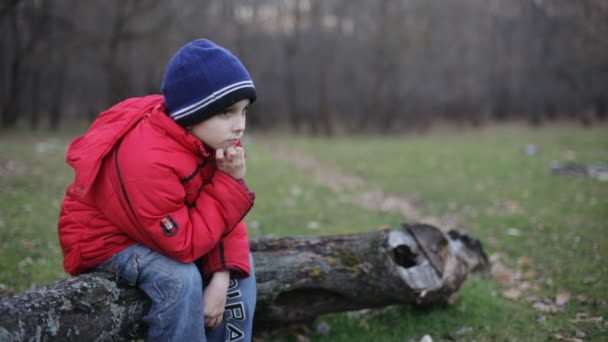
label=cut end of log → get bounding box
[388,228,443,291]
[386,223,489,301]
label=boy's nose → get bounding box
[233,115,246,133]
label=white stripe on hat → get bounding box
[171,80,254,120]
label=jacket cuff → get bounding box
[200,254,251,279]
[235,178,256,201]
[199,220,251,279]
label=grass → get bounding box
[1,123,607,341]
[0,134,72,292]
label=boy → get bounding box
[58,39,257,341]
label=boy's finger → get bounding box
[210,316,222,328]
[231,147,244,160]
[216,148,224,160]
[226,146,236,158]
[205,315,215,328]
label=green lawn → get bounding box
[1,123,607,341]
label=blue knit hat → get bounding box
[161,39,256,127]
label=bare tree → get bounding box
[282,0,304,133]
[312,0,335,136]
[1,0,52,128]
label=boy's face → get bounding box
[188,99,250,150]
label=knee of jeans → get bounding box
[173,263,203,300]
[145,262,202,312]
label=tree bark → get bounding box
[0,223,487,341]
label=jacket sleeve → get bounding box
[200,220,251,278]
[112,157,254,263]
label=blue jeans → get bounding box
[96,244,256,341]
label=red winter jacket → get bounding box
[58,95,254,277]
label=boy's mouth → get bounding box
[224,138,240,147]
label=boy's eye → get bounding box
[220,105,249,117]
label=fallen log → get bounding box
[0,223,488,341]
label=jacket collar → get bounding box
[150,101,211,158]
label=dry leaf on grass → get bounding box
[554,334,583,342]
[489,252,503,263]
[453,326,473,336]
[491,263,517,284]
[345,309,372,319]
[517,256,533,268]
[493,269,514,283]
[306,221,320,230]
[583,276,596,284]
[17,257,34,270]
[504,200,522,214]
[571,312,604,323]
[555,292,571,306]
[296,334,310,342]
[503,288,522,301]
[525,296,539,303]
[518,281,539,291]
[576,294,589,304]
[532,299,561,314]
[506,227,522,236]
[521,270,537,279]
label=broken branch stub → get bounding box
[0,223,488,340]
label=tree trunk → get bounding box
[48,63,67,131]
[28,66,41,130]
[2,6,21,129]
[0,224,488,341]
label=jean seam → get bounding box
[125,253,139,286]
[135,253,184,319]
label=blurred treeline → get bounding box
[1,0,607,134]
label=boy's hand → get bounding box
[203,270,230,328]
[216,146,246,179]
